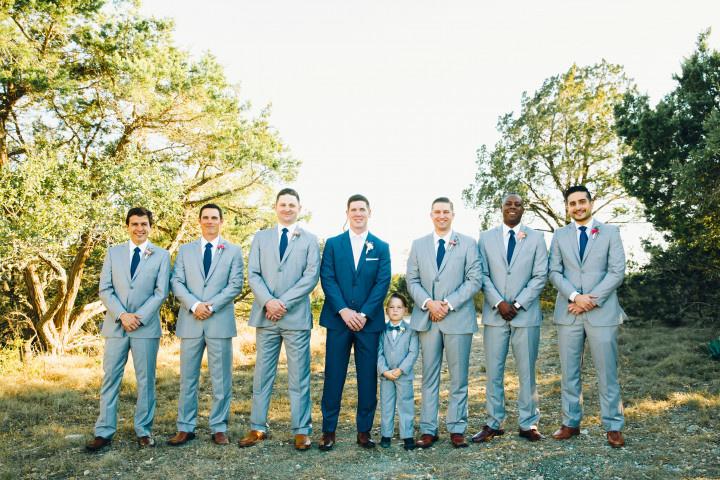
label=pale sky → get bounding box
[141,0,718,271]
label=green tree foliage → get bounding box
[0,0,297,353]
[615,32,720,325]
[464,61,638,231]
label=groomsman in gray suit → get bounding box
[472,194,548,444]
[238,188,320,451]
[87,207,171,452]
[549,185,626,448]
[406,197,482,449]
[168,203,244,446]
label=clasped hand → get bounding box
[265,299,287,321]
[427,300,449,322]
[340,308,366,331]
[568,294,598,315]
[383,368,403,381]
[497,301,518,321]
[193,303,213,320]
[119,313,142,332]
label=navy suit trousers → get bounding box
[321,328,381,433]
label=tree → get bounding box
[0,0,297,353]
[464,61,638,231]
[615,31,720,325]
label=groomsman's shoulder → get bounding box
[368,232,389,250]
[454,231,478,246]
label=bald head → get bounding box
[501,193,524,227]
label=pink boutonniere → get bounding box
[365,241,374,253]
[591,227,599,239]
[448,239,458,250]
[143,248,153,259]
[217,244,226,253]
[516,231,527,242]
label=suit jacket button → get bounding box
[130,286,134,290]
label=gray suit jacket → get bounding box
[406,232,482,334]
[99,241,171,338]
[479,225,548,327]
[549,221,627,326]
[377,320,419,376]
[247,226,320,330]
[171,237,244,338]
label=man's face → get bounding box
[199,208,223,239]
[502,195,524,227]
[431,202,455,233]
[566,191,593,223]
[127,215,151,245]
[346,200,370,232]
[275,194,301,226]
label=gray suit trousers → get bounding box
[94,337,159,438]
[418,322,473,435]
[379,376,415,439]
[557,319,624,431]
[176,337,233,433]
[249,326,312,434]
[483,324,540,430]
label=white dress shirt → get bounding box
[192,236,222,312]
[422,231,455,311]
[128,240,149,262]
[349,229,368,269]
[569,219,594,302]
[502,223,522,254]
[277,223,298,242]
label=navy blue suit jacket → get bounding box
[319,231,391,333]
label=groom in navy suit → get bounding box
[318,194,391,451]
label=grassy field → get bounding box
[1,316,719,480]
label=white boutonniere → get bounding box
[399,325,406,334]
[591,227,599,240]
[292,229,301,240]
[365,240,374,253]
[516,231,527,242]
[143,247,153,259]
[448,238,458,250]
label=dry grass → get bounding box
[1,319,719,479]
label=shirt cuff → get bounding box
[191,301,200,313]
[493,300,501,309]
[569,291,580,302]
[421,298,431,310]
[443,299,454,311]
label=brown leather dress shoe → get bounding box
[607,430,625,448]
[415,433,440,449]
[167,431,196,446]
[294,434,311,451]
[137,436,156,448]
[319,431,336,451]
[85,436,111,452]
[552,425,580,440]
[518,428,543,442]
[450,433,468,448]
[211,432,230,445]
[471,425,505,443]
[238,430,268,448]
[357,431,376,449]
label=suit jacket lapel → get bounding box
[424,234,438,274]
[508,226,528,269]
[565,225,581,265]
[437,232,458,275]
[582,221,599,262]
[121,244,132,283]
[340,231,356,274]
[270,228,281,265]
[355,233,371,278]
[206,239,225,281]
[280,227,299,266]
[493,227,506,267]
[190,240,205,279]
[131,241,153,281]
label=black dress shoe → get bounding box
[403,438,416,450]
[380,436,391,448]
[357,431,376,448]
[319,431,336,451]
[85,436,112,452]
[471,425,504,443]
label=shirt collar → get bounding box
[349,230,368,242]
[433,230,453,245]
[129,240,149,254]
[502,223,522,236]
[572,218,594,231]
[278,223,297,237]
[201,236,221,249]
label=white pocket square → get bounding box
[366,258,379,261]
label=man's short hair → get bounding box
[347,194,370,209]
[126,207,154,226]
[563,185,592,202]
[501,193,523,207]
[199,203,223,219]
[431,196,454,211]
[276,188,300,203]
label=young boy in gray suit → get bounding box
[377,293,419,450]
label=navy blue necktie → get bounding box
[507,230,516,265]
[130,247,141,278]
[279,227,289,260]
[203,242,213,276]
[436,239,446,269]
[387,324,401,331]
[578,226,588,260]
